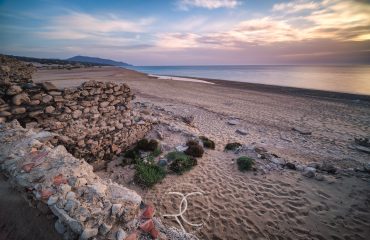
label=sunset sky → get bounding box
[0,0,369,65]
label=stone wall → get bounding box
[0,55,152,163]
[0,120,142,240]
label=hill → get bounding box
[67,56,131,66]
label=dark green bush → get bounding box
[236,156,254,171]
[137,139,159,151]
[167,151,197,174]
[200,136,215,149]
[134,162,166,187]
[184,140,204,158]
[124,148,139,160]
[225,142,242,151]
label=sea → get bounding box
[126,65,370,95]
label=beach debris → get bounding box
[355,137,370,147]
[285,162,296,170]
[302,167,316,178]
[225,142,242,151]
[182,115,194,125]
[320,162,337,174]
[227,119,240,125]
[236,129,248,135]
[355,145,370,154]
[175,145,188,152]
[292,127,312,135]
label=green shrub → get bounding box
[134,162,166,187]
[124,148,139,160]
[236,156,254,171]
[152,147,162,157]
[184,140,204,158]
[200,136,215,149]
[167,151,197,174]
[225,142,242,151]
[137,139,159,151]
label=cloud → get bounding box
[273,0,320,13]
[37,12,155,40]
[177,0,239,10]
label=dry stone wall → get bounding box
[0,120,142,240]
[0,55,152,163]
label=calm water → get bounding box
[126,65,370,95]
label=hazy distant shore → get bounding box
[125,68,370,102]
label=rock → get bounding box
[0,111,11,117]
[48,91,62,96]
[116,228,127,240]
[158,159,168,167]
[47,195,59,205]
[307,162,320,169]
[302,167,316,178]
[315,174,325,181]
[54,220,66,234]
[124,232,137,240]
[41,82,58,91]
[270,157,285,165]
[182,115,194,125]
[73,110,82,119]
[45,106,55,113]
[292,127,311,135]
[142,204,155,219]
[42,94,53,104]
[111,203,122,217]
[80,228,98,240]
[12,93,30,105]
[100,101,110,108]
[99,223,112,235]
[175,145,188,152]
[140,219,154,233]
[227,119,239,125]
[66,191,76,200]
[285,162,296,170]
[64,199,79,213]
[236,129,248,135]
[355,145,370,154]
[6,85,22,95]
[11,107,26,114]
[321,162,337,174]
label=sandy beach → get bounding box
[32,66,370,240]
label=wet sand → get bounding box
[33,66,370,240]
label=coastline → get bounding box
[119,67,370,102]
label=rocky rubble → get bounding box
[0,120,142,240]
[0,55,152,163]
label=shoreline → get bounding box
[120,68,370,102]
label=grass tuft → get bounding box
[236,156,254,171]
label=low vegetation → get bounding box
[236,156,254,171]
[137,139,159,151]
[225,142,242,151]
[200,136,215,149]
[167,151,197,174]
[134,162,166,187]
[184,140,204,158]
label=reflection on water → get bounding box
[127,65,370,95]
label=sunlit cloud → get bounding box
[177,0,240,10]
[273,0,320,13]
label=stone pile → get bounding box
[0,120,142,240]
[0,55,152,163]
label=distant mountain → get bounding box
[67,56,131,66]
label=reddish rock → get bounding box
[125,232,138,240]
[40,189,53,200]
[53,174,67,186]
[150,228,160,239]
[140,219,154,233]
[22,163,35,172]
[142,205,155,219]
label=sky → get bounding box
[0,0,369,65]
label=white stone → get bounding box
[80,228,98,240]
[116,228,127,240]
[47,195,59,205]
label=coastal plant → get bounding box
[167,151,197,174]
[200,136,215,149]
[137,139,159,151]
[225,142,242,151]
[236,156,254,171]
[134,162,166,187]
[184,140,204,158]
